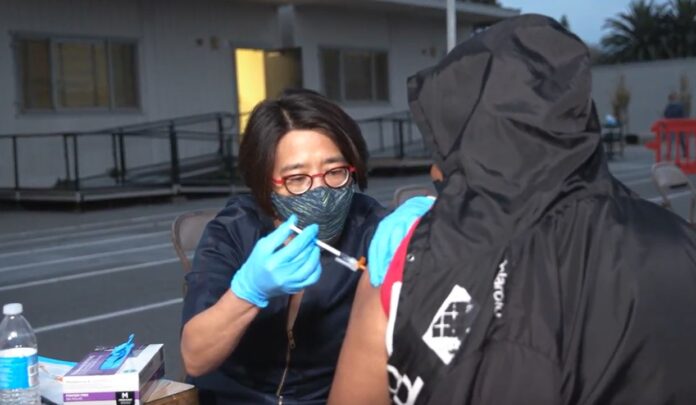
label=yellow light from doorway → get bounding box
[235,48,267,135]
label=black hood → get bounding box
[390,16,696,405]
[409,14,622,252]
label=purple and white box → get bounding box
[62,344,164,405]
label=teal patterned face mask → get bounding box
[271,186,354,242]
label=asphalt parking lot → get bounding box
[0,145,693,380]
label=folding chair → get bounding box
[171,208,219,273]
[392,184,436,208]
[651,162,696,224]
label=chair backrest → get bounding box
[651,162,696,223]
[392,184,436,208]
[171,208,219,273]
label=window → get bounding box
[320,48,389,103]
[16,36,139,112]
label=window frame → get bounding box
[13,32,142,115]
[319,46,390,105]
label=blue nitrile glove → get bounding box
[231,215,322,308]
[368,196,435,287]
[100,333,135,370]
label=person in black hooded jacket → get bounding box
[329,14,696,405]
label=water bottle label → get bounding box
[0,348,38,390]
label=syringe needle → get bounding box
[289,224,366,272]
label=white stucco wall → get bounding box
[591,58,696,136]
[0,0,506,188]
[292,5,473,152]
[293,5,473,119]
[0,0,280,187]
[0,0,280,134]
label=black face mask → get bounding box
[433,180,445,195]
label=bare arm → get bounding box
[329,271,390,405]
[180,289,260,377]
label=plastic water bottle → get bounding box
[0,303,40,405]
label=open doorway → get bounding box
[234,47,302,134]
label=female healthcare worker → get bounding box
[180,89,386,404]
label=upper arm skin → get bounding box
[328,271,390,405]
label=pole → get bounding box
[72,134,80,191]
[447,0,456,52]
[169,123,181,187]
[12,136,19,190]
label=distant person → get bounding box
[329,15,696,405]
[180,89,386,404]
[664,92,687,158]
[604,113,619,128]
[664,92,686,119]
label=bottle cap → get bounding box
[3,303,23,316]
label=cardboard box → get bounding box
[144,379,198,405]
[62,344,164,405]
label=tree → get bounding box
[666,0,696,58]
[559,15,570,30]
[600,0,696,63]
[611,75,631,126]
[601,0,670,63]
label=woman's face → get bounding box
[272,129,348,197]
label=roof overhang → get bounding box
[254,0,520,24]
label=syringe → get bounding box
[289,224,367,272]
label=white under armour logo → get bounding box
[422,284,476,365]
[493,259,508,318]
[387,365,423,405]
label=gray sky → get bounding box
[501,0,653,45]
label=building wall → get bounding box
[0,0,280,134]
[0,0,493,188]
[293,5,472,119]
[591,58,696,136]
[0,0,280,187]
[292,5,472,152]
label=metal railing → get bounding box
[356,110,429,159]
[0,109,430,203]
[0,112,239,200]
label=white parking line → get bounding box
[647,190,692,203]
[622,177,653,187]
[34,298,183,334]
[0,220,171,249]
[0,211,180,241]
[610,165,651,174]
[609,170,652,180]
[0,257,180,292]
[0,243,172,273]
[0,230,170,259]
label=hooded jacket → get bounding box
[387,15,696,405]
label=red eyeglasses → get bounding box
[272,166,355,195]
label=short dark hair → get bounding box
[239,89,369,217]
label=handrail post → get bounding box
[169,123,181,188]
[111,132,118,184]
[217,114,225,157]
[379,118,384,151]
[63,134,71,182]
[12,136,19,191]
[227,135,235,181]
[72,134,80,191]
[398,119,405,159]
[118,129,127,184]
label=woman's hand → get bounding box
[231,215,322,307]
[367,196,434,287]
